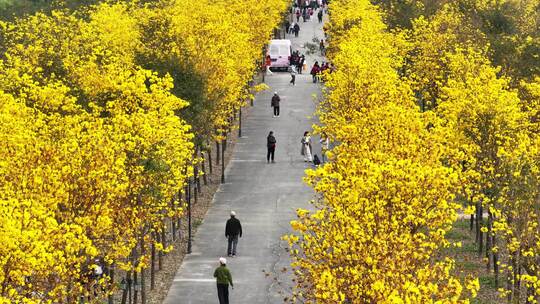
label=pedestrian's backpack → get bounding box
[313,154,321,166]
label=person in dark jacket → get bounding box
[225,211,242,257]
[293,22,300,37]
[267,131,276,163]
[271,92,280,117]
[296,54,305,74]
[214,257,233,304]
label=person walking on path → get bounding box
[271,92,281,117]
[310,61,320,83]
[317,8,323,23]
[293,22,300,37]
[214,257,233,304]
[225,211,242,256]
[289,65,297,86]
[297,54,305,74]
[267,131,276,163]
[265,55,273,76]
[301,131,313,162]
[320,132,329,163]
[319,39,325,55]
[284,20,291,34]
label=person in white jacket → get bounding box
[289,65,297,86]
[301,131,313,162]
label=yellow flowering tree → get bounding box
[0,0,288,301]
[285,0,479,302]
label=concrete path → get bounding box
[164,12,326,304]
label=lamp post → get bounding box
[248,80,254,106]
[187,178,192,254]
[221,135,225,184]
[238,107,242,138]
[120,277,128,304]
[128,277,133,304]
[134,282,141,293]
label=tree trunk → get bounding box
[178,217,182,240]
[478,204,484,256]
[207,143,213,174]
[172,216,176,242]
[151,239,155,290]
[194,147,201,194]
[194,176,198,205]
[159,226,165,271]
[507,260,513,303]
[514,262,522,303]
[486,214,492,270]
[133,270,138,304]
[201,151,208,185]
[493,233,499,288]
[216,141,220,165]
[475,202,481,243]
[186,178,192,254]
[108,265,114,304]
[525,280,536,304]
[507,253,517,303]
[140,239,146,304]
[121,272,130,304]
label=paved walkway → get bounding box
[164,12,326,304]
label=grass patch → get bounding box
[193,219,203,229]
[479,275,497,289]
[459,260,479,271]
[446,229,470,240]
[461,242,477,253]
[0,0,98,20]
[454,218,472,230]
[303,42,319,55]
[470,298,494,304]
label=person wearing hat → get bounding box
[271,92,281,117]
[225,211,242,257]
[214,257,233,304]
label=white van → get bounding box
[267,39,292,70]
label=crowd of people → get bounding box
[212,2,333,303]
[267,91,330,166]
[309,60,334,83]
[293,0,328,21]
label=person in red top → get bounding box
[320,62,329,82]
[310,61,320,83]
[265,55,273,75]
